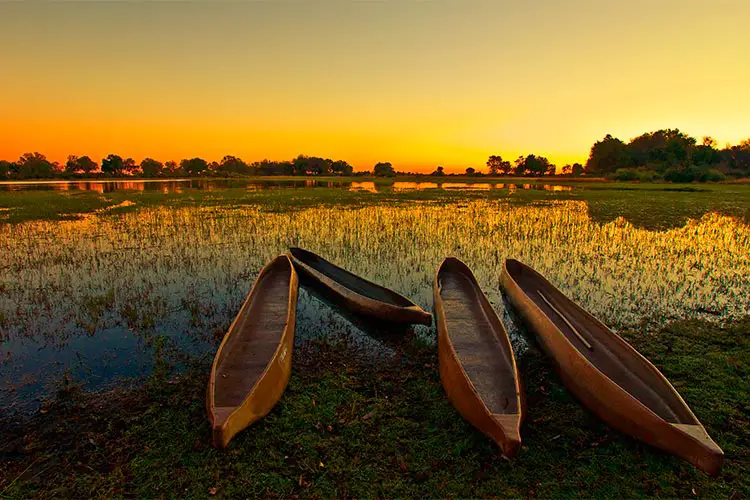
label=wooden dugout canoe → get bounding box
[434,258,524,457]
[500,259,723,475]
[300,273,413,345]
[207,255,299,448]
[288,247,432,326]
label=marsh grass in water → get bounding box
[1,195,749,411]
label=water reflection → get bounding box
[349,182,378,193]
[0,178,574,193]
[0,179,326,193]
[1,200,747,413]
[441,183,493,190]
[393,182,439,191]
[297,271,415,347]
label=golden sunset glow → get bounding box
[2,1,749,173]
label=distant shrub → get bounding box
[610,168,660,182]
[611,168,639,181]
[636,169,659,182]
[664,166,698,183]
[696,168,727,182]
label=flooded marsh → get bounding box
[1,182,749,413]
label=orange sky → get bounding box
[1,1,749,173]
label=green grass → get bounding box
[1,318,747,498]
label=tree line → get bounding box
[482,130,749,181]
[584,130,750,182]
[0,154,358,180]
[2,129,748,181]
[482,155,584,177]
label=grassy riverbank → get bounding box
[1,318,747,498]
[1,179,749,228]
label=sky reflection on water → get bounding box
[1,178,574,194]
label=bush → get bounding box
[636,169,659,182]
[611,168,639,181]
[610,168,660,182]
[696,168,727,182]
[664,166,698,183]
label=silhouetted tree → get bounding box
[514,154,553,176]
[561,164,572,175]
[586,134,630,174]
[122,158,137,175]
[664,130,696,167]
[545,160,556,175]
[140,158,164,177]
[373,162,395,177]
[164,160,180,176]
[17,152,55,179]
[180,157,208,176]
[65,155,97,174]
[431,166,445,176]
[79,156,97,174]
[331,160,354,176]
[465,167,476,176]
[692,139,722,166]
[280,161,294,175]
[572,163,584,176]
[101,154,124,176]
[251,159,271,175]
[65,155,80,174]
[0,160,13,179]
[487,155,512,175]
[292,155,330,175]
[626,129,696,170]
[723,138,750,176]
[310,157,332,175]
[217,155,249,175]
[292,155,308,175]
[252,159,292,175]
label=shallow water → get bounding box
[0,178,574,194]
[1,196,748,413]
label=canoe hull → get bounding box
[435,258,523,457]
[207,256,299,448]
[501,261,723,476]
[289,249,432,326]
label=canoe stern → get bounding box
[491,413,523,458]
[209,407,236,449]
[670,424,724,477]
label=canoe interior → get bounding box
[289,247,414,307]
[438,259,518,414]
[505,259,697,425]
[213,258,292,409]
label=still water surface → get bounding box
[0,178,573,193]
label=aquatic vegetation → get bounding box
[0,199,748,409]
